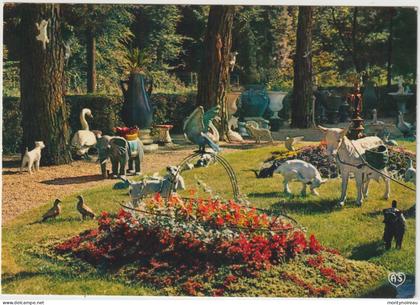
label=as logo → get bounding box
[388,272,406,288]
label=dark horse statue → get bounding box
[120,73,154,129]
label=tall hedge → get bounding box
[3,93,197,154]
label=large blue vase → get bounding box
[238,87,272,120]
[120,73,153,129]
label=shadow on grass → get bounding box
[28,216,93,225]
[350,240,384,260]
[268,199,339,215]
[41,174,104,185]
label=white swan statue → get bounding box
[71,108,97,159]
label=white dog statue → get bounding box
[122,165,185,206]
[273,159,326,196]
[21,141,46,174]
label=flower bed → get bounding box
[55,195,344,296]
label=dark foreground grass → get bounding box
[2,141,415,296]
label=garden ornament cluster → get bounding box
[273,159,326,196]
[21,141,45,174]
[122,165,185,206]
[245,121,273,143]
[76,195,95,220]
[95,134,144,178]
[35,19,49,50]
[71,108,97,159]
[41,199,61,222]
[318,125,390,207]
[183,105,221,153]
[383,200,406,250]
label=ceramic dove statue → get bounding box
[183,105,221,153]
[36,19,49,50]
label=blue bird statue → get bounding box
[183,105,221,153]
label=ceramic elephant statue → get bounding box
[96,135,144,178]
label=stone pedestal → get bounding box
[139,129,158,152]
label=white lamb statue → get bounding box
[273,159,326,196]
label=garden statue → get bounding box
[227,116,244,142]
[383,200,406,250]
[245,121,273,143]
[121,165,185,206]
[273,159,326,196]
[183,105,221,153]
[41,199,61,222]
[96,134,144,178]
[120,73,154,130]
[397,111,415,137]
[383,132,398,146]
[318,125,390,207]
[76,195,95,220]
[388,76,414,114]
[365,109,390,137]
[285,136,304,151]
[228,51,238,72]
[71,108,97,159]
[404,159,416,184]
[35,19,49,50]
[347,83,365,140]
[20,141,45,174]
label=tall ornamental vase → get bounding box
[120,72,157,151]
[120,72,154,130]
[267,91,287,119]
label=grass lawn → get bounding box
[2,141,415,296]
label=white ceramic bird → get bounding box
[397,111,415,137]
[71,108,97,159]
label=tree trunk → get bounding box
[20,3,72,165]
[86,27,96,93]
[386,9,395,88]
[196,5,235,140]
[291,6,313,128]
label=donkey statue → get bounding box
[318,125,390,207]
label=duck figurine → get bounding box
[76,195,95,220]
[41,199,61,222]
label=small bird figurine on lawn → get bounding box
[76,195,95,220]
[41,199,61,222]
[285,136,304,151]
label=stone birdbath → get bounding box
[387,77,414,114]
[154,124,174,145]
[388,93,414,114]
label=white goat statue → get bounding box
[318,125,390,207]
[273,159,326,196]
[122,165,185,206]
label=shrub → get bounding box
[2,93,198,153]
[2,96,22,154]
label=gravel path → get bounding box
[2,146,198,224]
